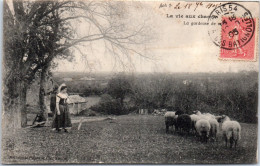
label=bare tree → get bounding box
[3,0,153,128]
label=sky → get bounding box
[55,1,259,73]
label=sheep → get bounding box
[195,110,209,120]
[164,111,176,133]
[176,114,192,135]
[204,113,216,119]
[215,115,223,129]
[196,112,219,141]
[195,111,216,123]
[208,118,219,141]
[190,114,200,134]
[195,110,212,117]
[221,115,241,149]
[215,115,223,122]
[194,110,202,116]
[195,119,211,143]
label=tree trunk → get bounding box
[2,97,21,131]
[20,82,28,127]
[2,81,28,130]
[38,67,49,123]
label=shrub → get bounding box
[90,94,126,115]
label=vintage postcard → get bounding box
[2,0,259,164]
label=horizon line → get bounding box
[52,70,259,74]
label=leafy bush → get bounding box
[90,94,127,115]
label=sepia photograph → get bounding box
[2,0,259,164]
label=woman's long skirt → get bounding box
[52,104,72,130]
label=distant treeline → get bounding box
[54,71,258,123]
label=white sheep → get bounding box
[195,110,202,116]
[164,111,176,133]
[204,113,216,119]
[195,111,210,120]
[190,114,200,134]
[221,115,241,149]
[195,111,216,119]
[200,112,219,141]
[195,119,211,142]
[208,118,219,141]
[165,111,176,118]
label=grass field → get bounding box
[2,115,257,164]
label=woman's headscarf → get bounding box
[58,83,67,93]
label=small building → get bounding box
[68,95,88,114]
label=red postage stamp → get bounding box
[208,3,257,61]
[220,17,257,61]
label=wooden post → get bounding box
[77,103,79,115]
[78,117,84,130]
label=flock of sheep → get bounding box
[164,110,241,149]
